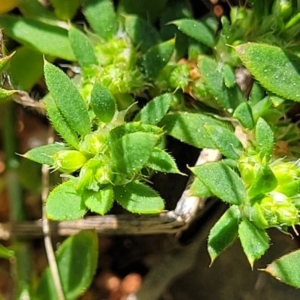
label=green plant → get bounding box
[1,0,300,297]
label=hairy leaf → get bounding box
[233,102,255,129]
[161,112,224,149]
[143,39,175,78]
[205,125,243,159]
[265,249,300,288]
[208,206,240,263]
[147,148,181,174]
[44,95,79,149]
[135,93,173,125]
[189,177,212,198]
[82,0,118,40]
[125,15,161,53]
[44,62,90,137]
[236,43,300,102]
[255,117,274,159]
[84,186,114,215]
[172,19,215,48]
[191,162,245,205]
[69,26,98,68]
[239,219,270,268]
[114,181,164,213]
[110,132,158,174]
[46,180,87,220]
[90,83,116,123]
[0,15,75,60]
[23,143,68,165]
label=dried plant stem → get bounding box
[41,133,65,300]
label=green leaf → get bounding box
[147,148,181,174]
[84,186,114,215]
[191,162,245,205]
[222,64,236,88]
[23,143,68,165]
[249,81,265,105]
[69,26,98,68]
[208,206,240,263]
[198,56,245,109]
[264,249,300,288]
[8,46,43,91]
[114,181,164,213]
[109,122,162,143]
[161,112,224,149]
[0,244,15,259]
[125,15,161,53]
[118,0,168,22]
[247,164,278,199]
[239,219,270,268]
[0,53,13,74]
[90,83,116,123]
[50,0,80,20]
[255,117,274,159]
[36,230,98,299]
[44,62,90,137]
[172,19,215,48]
[204,125,243,159]
[19,0,58,20]
[233,102,255,129]
[82,0,118,40]
[110,132,158,174]
[248,0,269,20]
[189,177,212,198]
[0,15,75,61]
[135,93,173,125]
[236,43,300,102]
[143,39,175,78]
[44,95,79,149]
[46,180,87,220]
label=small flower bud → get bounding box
[238,154,261,185]
[53,150,87,173]
[271,162,300,185]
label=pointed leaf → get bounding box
[84,186,114,215]
[161,112,224,149]
[0,53,13,74]
[189,177,212,198]
[46,180,87,220]
[69,26,98,68]
[191,162,245,205]
[135,93,173,125]
[255,117,274,159]
[222,64,236,88]
[265,249,300,288]
[110,132,158,174]
[143,39,175,78]
[44,95,79,148]
[44,62,90,136]
[50,0,80,20]
[172,19,215,48]
[82,0,118,40]
[248,164,278,199]
[36,230,98,299]
[204,125,243,159]
[23,143,68,165]
[147,148,180,174]
[236,43,300,102]
[198,56,245,109]
[114,181,164,213]
[233,102,255,129]
[125,15,161,53]
[0,15,75,61]
[90,83,116,123]
[208,206,240,263]
[239,219,270,267]
[0,244,15,259]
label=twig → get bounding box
[41,131,65,300]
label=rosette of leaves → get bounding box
[24,61,180,220]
